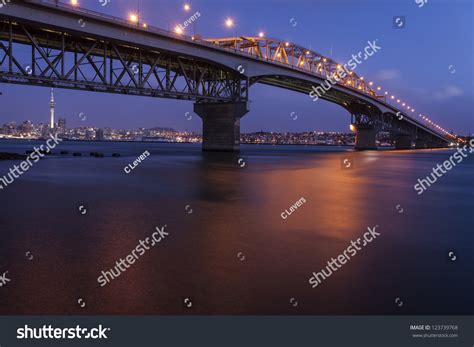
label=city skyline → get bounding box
[0,0,472,135]
[1,117,367,146]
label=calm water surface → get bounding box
[0,140,472,315]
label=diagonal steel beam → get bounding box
[39,53,63,77]
[20,25,61,78]
[64,40,99,80]
[177,57,193,93]
[110,43,138,88]
[142,56,161,89]
[0,42,28,75]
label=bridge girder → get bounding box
[0,20,248,103]
[207,36,379,97]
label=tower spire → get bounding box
[50,88,55,129]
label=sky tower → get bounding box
[49,88,55,129]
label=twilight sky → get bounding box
[0,0,472,134]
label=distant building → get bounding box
[2,122,16,135]
[18,121,34,135]
[58,118,66,129]
[85,129,95,140]
[41,124,51,138]
[96,128,105,141]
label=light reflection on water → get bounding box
[0,141,472,315]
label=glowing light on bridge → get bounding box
[175,25,183,34]
[259,32,265,38]
[129,13,138,23]
[70,0,78,5]
[183,3,191,11]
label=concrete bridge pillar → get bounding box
[194,102,249,152]
[415,138,427,149]
[394,134,412,150]
[355,128,377,150]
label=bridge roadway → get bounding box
[0,0,453,151]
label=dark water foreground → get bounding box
[0,140,472,315]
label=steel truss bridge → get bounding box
[0,0,455,151]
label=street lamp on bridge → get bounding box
[225,17,238,49]
[129,13,139,24]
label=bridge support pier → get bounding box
[394,134,412,150]
[194,102,249,152]
[355,128,377,150]
[415,138,427,149]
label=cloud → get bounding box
[374,69,400,81]
[433,86,463,100]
